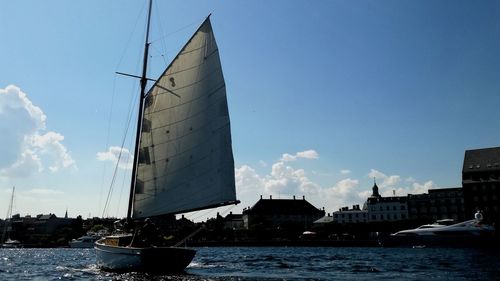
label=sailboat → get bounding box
[1,186,22,248]
[95,0,238,272]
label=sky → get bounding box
[1,0,499,222]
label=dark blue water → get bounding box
[1,247,499,280]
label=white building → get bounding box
[332,205,368,224]
[364,181,408,222]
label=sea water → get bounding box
[0,247,499,280]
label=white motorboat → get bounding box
[69,235,100,248]
[1,238,22,248]
[380,219,496,247]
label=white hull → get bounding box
[95,237,196,272]
[1,239,22,248]
[1,243,22,248]
[69,241,96,248]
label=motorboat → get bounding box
[69,235,100,248]
[1,238,22,248]
[380,219,496,247]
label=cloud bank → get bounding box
[235,150,437,213]
[0,85,75,177]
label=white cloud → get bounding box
[1,150,42,177]
[280,149,319,162]
[340,169,351,175]
[265,161,321,195]
[96,146,133,170]
[367,169,435,197]
[32,132,75,172]
[234,152,364,212]
[405,177,416,182]
[296,150,319,159]
[0,85,75,177]
[233,157,441,215]
[368,169,401,188]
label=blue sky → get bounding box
[1,0,499,221]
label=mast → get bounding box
[2,186,15,243]
[127,0,153,221]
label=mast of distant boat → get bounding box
[1,186,15,243]
[126,0,153,222]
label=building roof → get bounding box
[243,197,323,215]
[366,196,407,204]
[463,147,500,173]
[314,215,334,224]
[428,187,462,195]
[37,214,57,220]
[224,213,243,221]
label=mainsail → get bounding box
[132,17,236,218]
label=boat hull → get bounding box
[69,241,95,248]
[379,232,498,248]
[95,239,196,272]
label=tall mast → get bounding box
[127,0,153,221]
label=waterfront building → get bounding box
[332,205,368,224]
[223,212,244,230]
[462,146,500,224]
[407,187,465,222]
[242,195,325,230]
[364,181,408,222]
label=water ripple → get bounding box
[1,247,499,280]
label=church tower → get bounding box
[370,178,381,199]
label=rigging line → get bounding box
[113,2,148,72]
[219,204,237,217]
[115,150,131,217]
[186,203,237,222]
[102,86,140,218]
[149,16,205,45]
[149,44,169,66]
[183,208,215,221]
[153,0,169,67]
[101,1,147,217]
[98,74,118,217]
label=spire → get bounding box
[64,208,68,219]
[371,178,381,198]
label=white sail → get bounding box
[133,18,236,218]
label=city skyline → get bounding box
[1,0,499,221]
